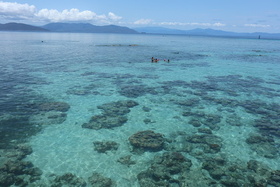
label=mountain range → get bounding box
[1,22,280,39]
[0,22,138,34]
[0,22,49,32]
[41,23,138,34]
[134,27,280,39]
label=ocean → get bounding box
[0,32,280,187]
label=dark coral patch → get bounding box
[37,102,70,112]
[93,141,119,153]
[82,115,128,130]
[137,152,192,186]
[88,172,114,187]
[118,85,157,98]
[82,100,138,130]
[51,173,86,187]
[129,130,165,152]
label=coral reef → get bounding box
[51,173,86,187]
[182,111,222,130]
[142,106,151,112]
[93,141,119,153]
[29,111,67,125]
[137,152,192,186]
[29,101,70,126]
[82,100,138,130]
[117,155,136,166]
[246,133,278,158]
[174,98,200,108]
[0,116,42,149]
[167,132,222,156]
[201,157,278,186]
[37,102,70,112]
[129,130,165,152]
[0,145,42,187]
[88,172,114,187]
[118,85,157,98]
[82,115,128,130]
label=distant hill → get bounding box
[134,27,280,39]
[41,23,138,34]
[1,22,279,39]
[134,27,187,35]
[0,22,49,32]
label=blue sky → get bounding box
[0,0,280,33]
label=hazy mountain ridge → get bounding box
[0,22,49,32]
[134,27,280,39]
[41,23,138,34]
[1,22,279,39]
[0,22,138,34]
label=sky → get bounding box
[0,0,280,33]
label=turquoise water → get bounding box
[0,32,280,186]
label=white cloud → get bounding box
[108,12,122,21]
[134,19,153,25]
[36,8,100,22]
[213,22,226,27]
[35,9,122,23]
[0,1,122,23]
[158,22,226,27]
[0,1,36,18]
[244,24,270,28]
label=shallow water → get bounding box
[1,32,280,186]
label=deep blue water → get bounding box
[0,32,280,186]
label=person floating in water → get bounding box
[151,57,169,63]
[151,57,159,63]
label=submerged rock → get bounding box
[28,101,70,126]
[118,85,157,98]
[143,118,153,124]
[182,111,222,130]
[142,106,151,112]
[117,155,136,166]
[0,172,16,187]
[201,156,274,186]
[88,172,113,187]
[51,173,86,187]
[187,134,222,154]
[98,100,139,111]
[269,170,280,186]
[29,111,67,125]
[166,132,222,156]
[82,115,128,130]
[137,152,192,186]
[247,160,270,175]
[97,100,138,116]
[0,159,42,186]
[198,128,212,134]
[246,134,278,158]
[82,115,127,130]
[189,118,202,127]
[4,144,33,160]
[129,130,165,152]
[82,100,138,130]
[0,116,42,149]
[38,102,70,112]
[93,141,119,153]
[254,118,280,138]
[175,98,200,107]
[67,88,92,96]
[225,114,242,126]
